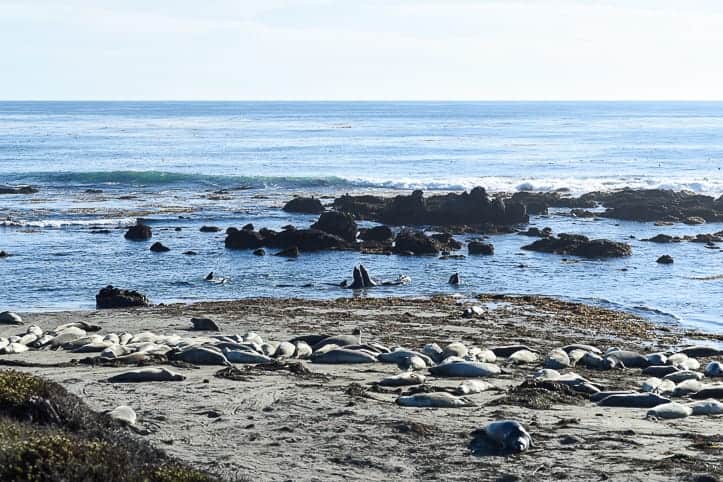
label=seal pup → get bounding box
[359,264,377,287]
[273,341,296,359]
[455,380,493,395]
[508,349,538,365]
[448,273,461,285]
[481,420,533,453]
[397,355,427,372]
[396,392,474,408]
[543,349,571,369]
[704,361,723,378]
[190,317,221,331]
[107,367,185,383]
[293,341,313,359]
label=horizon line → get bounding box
[3,98,723,103]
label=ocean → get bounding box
[0,101,721,332]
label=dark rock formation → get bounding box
[430,232,462,250]
[510,191,596,215]
[275,246,300,258]
[0,185,38,194]
[690,233,723,244]
[124,223,152,241]
[518,227,552,238]
[468,241,494,255]
[393,230,439,255]
[95,285,149,309]
[0,251,8,258]
[522,234,632,258]
[182,250,198,255]
[359,225,394,243]
[656,255,674,264]
[200,226,221,232]
[253,248,266,256]
[642,234,682,243]
[333,187,528,227]
[225,225,352,253]
[224,228,266,249]
[596,189,723,223]
[150,242,170,252]
[283,197,324,214]
[311,211,358,242]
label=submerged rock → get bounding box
[124,223,152,241]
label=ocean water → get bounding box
[0,101,721,332]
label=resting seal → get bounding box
[429,361,501,378]
[396,392,473,408]
[704,361,723,378]
[596,392,670,408]
[311,348,377,364]
[378,372,426,387]
[190,317,221,331]
[107,367,185,383]
[0,311,23,325]
[482,420,533,453]
[646,402,692,420]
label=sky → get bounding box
[2,0,723,100]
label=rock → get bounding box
[522,233,632,258]
[358,226,394,242]
[393,229,439,255]
[333,187,528,227]
[225,227,267,249]
[0,185,38,194]
[253,248,266,256]
[182,250,197,255]
[275,246,300,258]
[430,232,462,251]
[311,211,358,242]
[642,234,682,243]
[0,311,23,325]
[95,285,150,309]
[242,223,254,231]
[510,191,596,214]
[124,223,152,241]
[684,216,706,225]
[518,227,552,237]
[200,226,221,232]
[656,255,674,264]
[0,251,8,258]
[468,240,494,255]
[283,197,324,214]
[150,242,170,253]
[271,228,352,252]
[596,189,723,223]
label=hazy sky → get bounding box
[2,0,723,100]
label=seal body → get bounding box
[596,393,670,408]
[483,420,533,453]
[396,392,473,408]
[108,368,185,383]
[429,361,500,378]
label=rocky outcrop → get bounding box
[333,187,528,227]
[359,226,394,243]
[275,246,300,258]
[518,227,552,238]
[510,191,595,215]
[124,223,152,241]
[150,242,170,252]
[656,255,674,264]
[0,185,38,195]
[283,197,324,214]
[95,285,150,309]
[468,241,494,255]
[225,225,352,253]
[311,211,358,242]
[595,189,723,223]
[199,226,221,232]
[522,234,632,258]
[393,230,440,255]
[642,234,682,243]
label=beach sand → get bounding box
[2,295,721,481]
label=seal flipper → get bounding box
[350,266,365,289]
[359,264,376,287]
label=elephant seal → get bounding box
[0,311,23,325]
[678,346,722,358]
[190,317,220,331]
[642,365,679,377]
[398,355,427,372]
[289,334,331,347]
[359,264,377,287]
[645,353,668,365]
[293,341,313,359]
[170,346,230,366]
[605,350,649,368]
[704,361,723,378]
[596,392,670,408]
[508,349,538,364]
[312,348,377,364]
[312,329,361,351]
[442,342,468,359]
[590,391,636,403]
[663,370,704,383]
[429,361,500,378]
[396,392,473,408]
[677,358,700,371]
[544,349,571,369]
[378,372,426,387]
[349,266,365,289]
[689,386,723,400]
[672,379,705,397]
[687,399,723,415]
[108,405,137,425]
[482,420,533,453]
[378,349,433,367]
[53,321,101,333]
[448,273,461,285]
[561,344,601,355]
[490,345,537,358]
[666,353,689,365]
[224,349,273,364]
[108,368,185,383]
[422,343,444,363]
[0,342,28,354]
[646,402,692,420]
[273,341,296,359]
[462,306,484,318]
[456,380,493,395]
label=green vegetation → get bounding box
[0,369,218,482]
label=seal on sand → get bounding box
[107,367,185,383]
[190,317,221,331]
[311,348,377,364]
[378,372,426,387]
[396,392,474,408]
[0,311,23,325]
[429,361,501,378]
[596,392,670,408]
[481,420,533,453]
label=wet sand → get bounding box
[1,295,722,481]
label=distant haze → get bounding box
[2,0,723,100]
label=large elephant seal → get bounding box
[312,348,377,364]
[646,402,692,420]
[705,361,723,378]
[396,392,473,408]
[169,346,230,366]
[190,317,220,331]
[596,392,670,408]
[312,329,362,351]
[349,266,365,289]
[430,361,501,378]
[359,264,377,287]
[0,311,23,325]
[482,420,533,453]
[448,273,461,285]
[107,367,185,383]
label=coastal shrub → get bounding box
[0,370,219,481]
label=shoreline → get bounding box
[2,294,721,480]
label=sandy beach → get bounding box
[2,295,721,481]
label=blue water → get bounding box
[0,102,722,332]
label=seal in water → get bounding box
[107,367,185,383]
[482,420,533,453]
[396,392,474,408]
[349,266,365,289]
[190,317,221,331]
[448,273,460,285]
[359,264,376,287]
